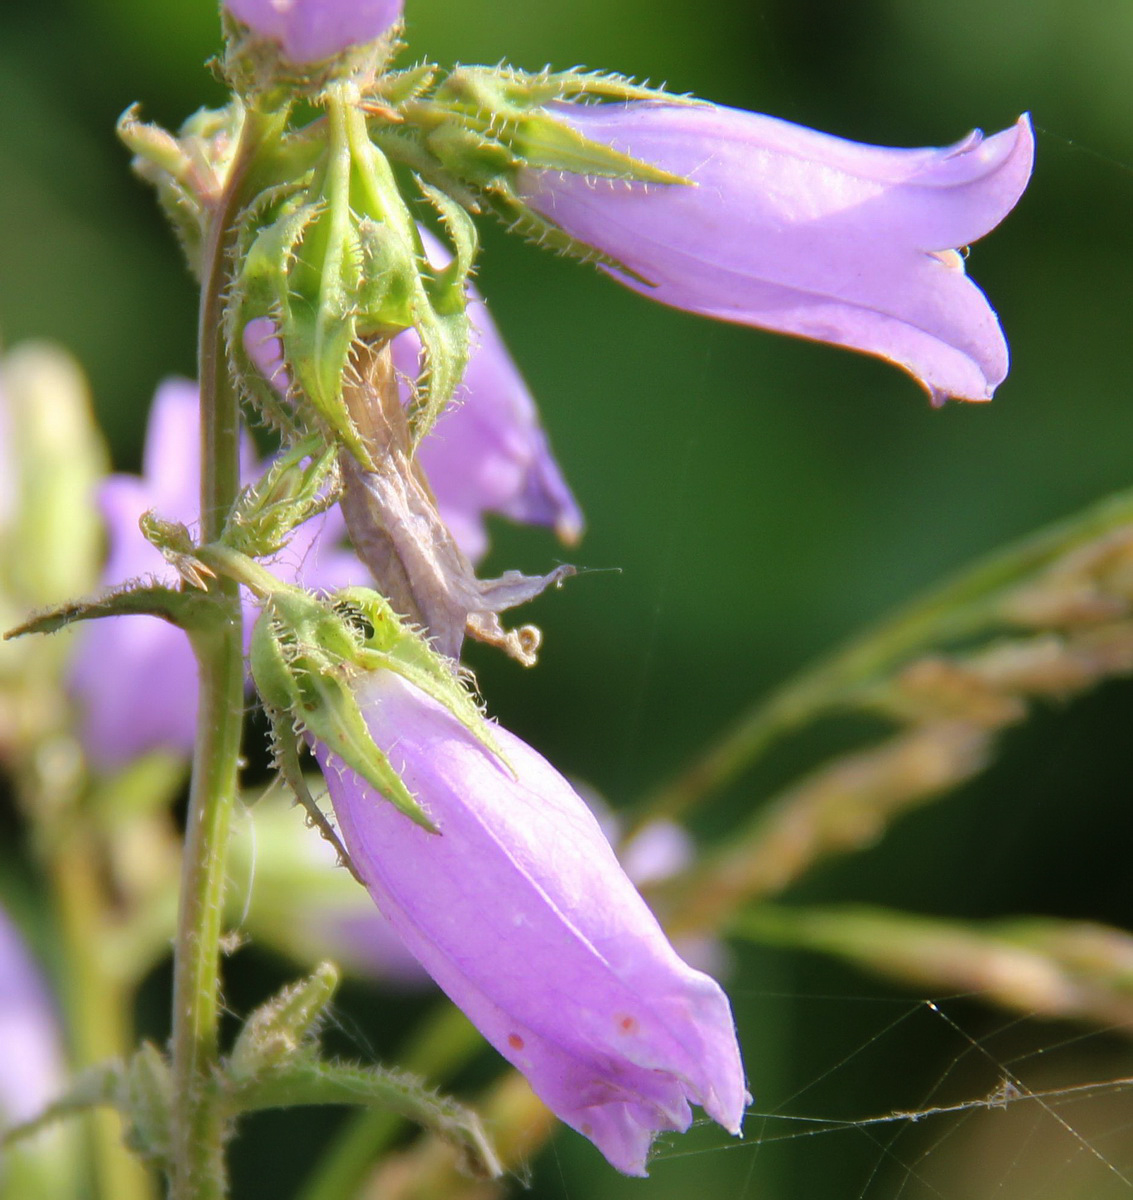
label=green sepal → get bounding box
[400,65,696,278]
[4,583,211,642]
[227,191,323,437]
[228,963,340,1084]
[435,64,695,113]
[340,92,473,445]
[249,589,436,831]
[426,65,694,184]
[332,587,504,767]
[224,436,339,559]
[369,61,439,108]
[264,704,362,879]
[249,585,507,828]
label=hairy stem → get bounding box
[168,105,282,1200]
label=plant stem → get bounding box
[168,105,280,1200]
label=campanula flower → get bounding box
[224,0,402,65]
[68,380,363,768]
[519,102,1035,404]
[316,669,748,1174]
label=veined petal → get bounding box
[518,102,1034,404]
[316,670,748,1174]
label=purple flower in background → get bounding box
[0,908,64,1127]
[69,380,220,768]
[519,102,1035,404]
[316,670,748,1174]
[224,0,402,64]
[244,262,583,565]
[69,380,363,769]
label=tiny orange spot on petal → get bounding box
[616,1014,639,1035]
[507,1033,525,1050]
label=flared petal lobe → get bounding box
[316,671,748,1174]
[518,103,1034,404]
[224,0,402,64]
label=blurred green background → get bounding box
[4,0,1133,1197]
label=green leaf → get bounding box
[4,583,210,641]
[223,1058,502,1180]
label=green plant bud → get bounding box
[229,84,474,456]
[122,1043,174,1170]
[224,437,337,559]
[227,963,340,1083]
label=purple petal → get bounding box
[0,908,65,1125]
[224,0,402,64]
[317,671,748,1174]
[393,293,584,563]
[519,103,1034,404]
[243,316,291,394]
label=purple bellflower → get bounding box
[224,0,402,64]
[519,102,1035,404]
[68,380,363,769]
[0,907,65,1127]
[316,669,748,1175]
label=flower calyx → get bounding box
[229,81,475,464]
[397,66,696,266]
[249,582,502,842]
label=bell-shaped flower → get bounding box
[517,102,1035,404]
[224,0,402,65]
[229,779,714,989]
[315,668,748,1175]
[68,379,364,769]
